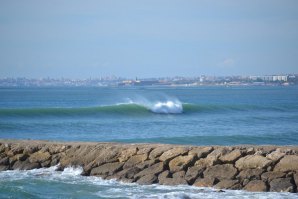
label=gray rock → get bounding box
[137,174,157,185]
[12,160,40,170]
[135,162,165,178]
[0,165,9,171]
[0,157,9,165]
[193,177,217,187]
[261,171,286,182]
[244,180,268,192]
[90,162,124,176]
[123,154,147,169]
[185,165,205,184]
[215,180,239,189]
[270,178,295,192]
[237,169,264,181]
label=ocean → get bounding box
[1,86,298,198]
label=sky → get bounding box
[0,0,298,78]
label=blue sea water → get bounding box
[0,86,298,145]
[1,86,298,199]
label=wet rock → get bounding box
[261,171,286,182]
[137,174,157,185]
[237,169,264,181]
[203,164,238,180]
[0,165,9,171]
[135,162,165,179]
[0,157,9,165]
[185,165,205,184]
[160,177,188,186]
[159,147,189,162]
[90,162,124,176]
[270,178,295,192]
[294,173,298,187]
[193,177,217,187]
[274,155,298,172]
[158,170,170,183]
[235,155,272,170]
[169,155,195,172]
[12,160,40,170]
[117,167,141,179]
[244,180,268,192]
[29,151,51,163]
[123,154,147,169]
[215,180,239,189]
[219,149,243,163]
[189,147,213,159]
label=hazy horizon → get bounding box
[1,0,298,78]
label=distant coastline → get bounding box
[0,74,297,87]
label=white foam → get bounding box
[124,97,183,114]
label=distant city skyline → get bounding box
[1,1,298,78]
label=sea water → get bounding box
[0,86,298,198]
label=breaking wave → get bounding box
[0,100,294,118]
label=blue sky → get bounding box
[0,0,297,78]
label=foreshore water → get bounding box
[0,86,298,198]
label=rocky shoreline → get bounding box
[0,139,298,193]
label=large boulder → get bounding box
[219,149,243,163]
[159,147,189,162]
[123,154,147,169]
[90,162,124,176]
[29,151,51,163]
[193,177,216,187]
[270,178,295,192]
[185,165,205,184]
[169,155,195,172]
[237,169,264,181]
[203,164,238,180]
[12,160,40,170]
[118,147,137,162]
[235,155,272,170]
[261,171,286,182]
[136,174,157,185]
[149,146,172,159]
[274,155,298,172]
[189,147,213,159]
[266,150,285,162]
[244,180,268,192]
[215,180,239,189]
[134,162,165,179]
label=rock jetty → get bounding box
[1,139,298,193]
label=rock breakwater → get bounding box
[1,139,298,193]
